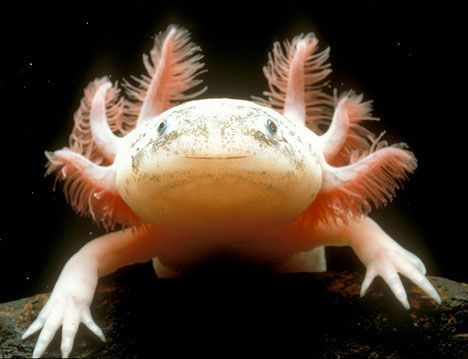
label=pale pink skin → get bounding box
[22,25,440,358]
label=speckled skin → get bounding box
[111,98,324,272]
[22,25,441,358]
[117,100,320,241]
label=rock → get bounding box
[1,266,467,358]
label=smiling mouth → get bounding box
[184,155,249,160]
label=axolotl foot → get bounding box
[359,240,441,309]
[348,218,441,309]
[22,254,104,358]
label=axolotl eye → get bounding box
[266,119,278,135]
[157,120,168,135]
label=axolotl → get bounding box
[22,25,441,358]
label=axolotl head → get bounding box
[115,99,323,237]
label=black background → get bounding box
[0,0,466,304]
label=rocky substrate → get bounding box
[1,266,466,358]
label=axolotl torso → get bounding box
[23,25,441,358]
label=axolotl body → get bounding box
[23,25,441,358]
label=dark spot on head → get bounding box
[131,154,138,174]
[151,130,181,153]
[243,128,305,170]
[245,129,280,147]
[191,122,209,138]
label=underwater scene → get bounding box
[0,1,466,358]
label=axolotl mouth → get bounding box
[184,155,250,160]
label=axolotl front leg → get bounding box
[22,26,209,358]
[22,226,160,358]
[260,33,440,308]
[298,217,441,308]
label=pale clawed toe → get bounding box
[360,239,441,308]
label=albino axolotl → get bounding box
[23,25,441,358]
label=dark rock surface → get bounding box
[1,266,467,358]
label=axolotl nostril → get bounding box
[22,24,441,358]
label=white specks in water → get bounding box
[393,40,413,57]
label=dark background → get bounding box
[0,0,466,303]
